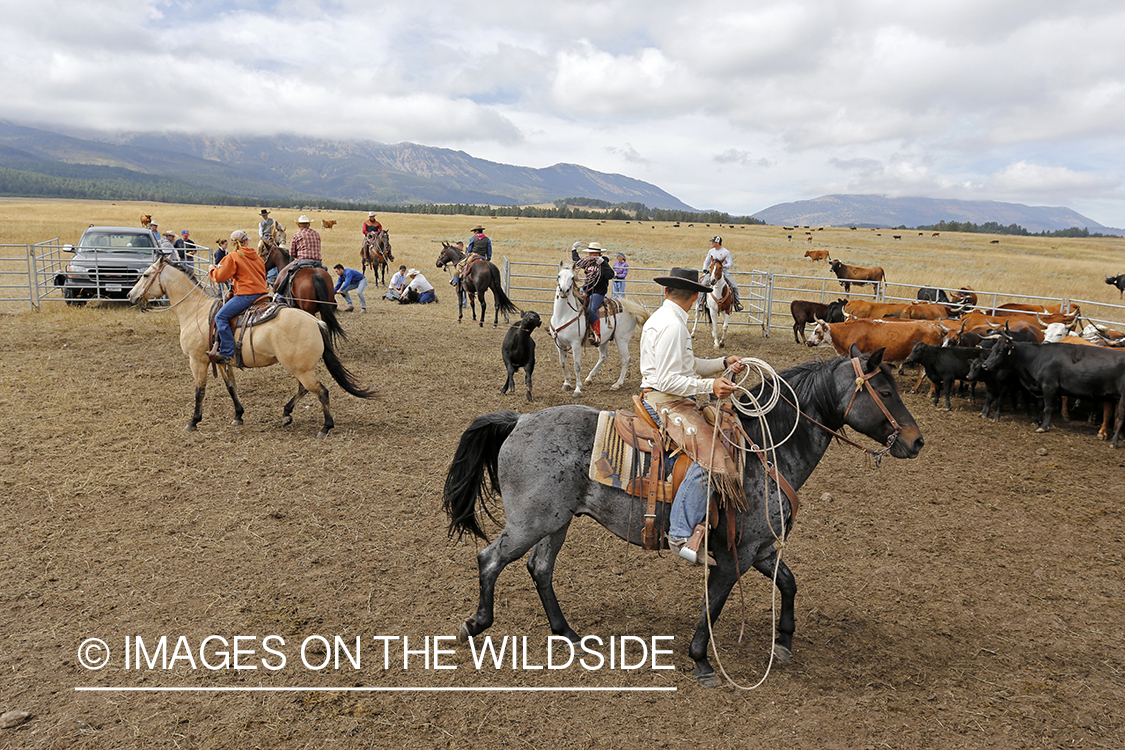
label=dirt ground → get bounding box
[1,288,1123,749]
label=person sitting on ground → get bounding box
[400,268,437,304]
[384,264,408,301]
[207,230,269,366]
[639,267,747,564]
[333,264,368,312]
[574,242,613,344]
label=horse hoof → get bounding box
[231,419,243,426]
[458,622,472,643]
[695,670,721,688]
[281,417,293,427]
[316,431,329,439]
[609,384,621,391]
[773,644,792,664]
[1035,427,1047,433]
[184,423,197,432]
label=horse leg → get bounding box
[459,526,548,641]
[186,356,210,431]
[687,557,740,687]
[608,328,631,391]
[313,383,333,438]
[526,523,580,642]
[282,383,309,427]
[753,555,797,664]
[479,295,488,328]
[214,360,245,426]
[720,312,729,348]
[583,340,610,386]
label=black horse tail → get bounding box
[443,410,521,542]
[488,265,520,318]
[313,272,347,345]
[319,326,377,399]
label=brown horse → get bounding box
[360,230,393,287]
[436,243,518,327]
[260,244,346,343]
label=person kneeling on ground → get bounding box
[400,268,437,304]
[384,265,408,301]
[333,264,368,312]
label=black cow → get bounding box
[965,339,1030,421]
[905,342,984,410]
[916,287,951,303]
[978,338,1125,446]
[789,298,847,343]
[500,310,541,401]
[1106,273,1125,297]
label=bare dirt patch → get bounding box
[1,290,1123,749]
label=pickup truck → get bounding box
[54,226,161,304]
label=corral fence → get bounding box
[501,260,1125,336]
[1,241,212,310]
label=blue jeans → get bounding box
[611,280,625,298]
[417,289,437,304]
[587,292,605,324]
[266,268,278,286]
[215,294,259,357]
[338,277,368,308]
[643,400,708,538]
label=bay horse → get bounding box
[443,347,923,685]
[551,261,649,395]
[360,230,393,287]
[260,243,345,344]
[127,256,376,437]
[435,243,518,327]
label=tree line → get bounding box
[907,219,1111,238]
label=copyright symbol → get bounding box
[78,638,110,670]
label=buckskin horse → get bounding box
[127,256,376,437]
[260,243,345,343]
[360,230,393,287]
[436,242,519,327]
[443,347,923,685]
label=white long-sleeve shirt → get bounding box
[639,299,727,397]
[703,245,732,272]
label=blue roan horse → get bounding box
[443,347,924,685]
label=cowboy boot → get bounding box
[590,318,601,345]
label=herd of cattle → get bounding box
[788,281,1125,448]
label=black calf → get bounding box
[905,342,983,411]
[501,311,541,401]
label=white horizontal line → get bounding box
[75,686,676,693]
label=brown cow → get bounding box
[140,214,152,228]
[957,313,1046,342]
[990,302,1074,316]
[804,318,948,362]
[322,219,337,229]
[903,302,956,320]
[829,260,886,296]
[804,249,830,261]
[843,300,910,319]
[951,287,977,308]
[790,298,847,343]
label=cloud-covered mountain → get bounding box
[0,121,694,210]
[752,194,1123,235]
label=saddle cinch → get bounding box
[208,295,285,368]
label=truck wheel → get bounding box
[64,288,87,307]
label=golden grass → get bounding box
[1,198,1123,310]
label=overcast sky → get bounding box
[5,0,1125,225]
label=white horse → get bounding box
[549,261,649,396]
[690,258,734,348]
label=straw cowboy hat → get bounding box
[586,242,605,253]
[368,211,377,218]
[297,215,311,224]
[652,267,712,293]
[406,268,420,277]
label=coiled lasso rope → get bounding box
[701,356,801,690]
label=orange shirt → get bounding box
[209,245,268,296]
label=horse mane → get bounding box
[738,357,846,449]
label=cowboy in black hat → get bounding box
[638,267,746,565]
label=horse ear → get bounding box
[848,343,862,359]
[865,347,886,372]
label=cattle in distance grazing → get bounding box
[804,249,830,261]
[789,298,847,343]
[140,214,152,228]
[1105,274,1125,297]
[322,219,337,229]
[892,235,902,240]
[500,310,542,402]
[990,239,1000,244]
[932,232,940,237]
[828,260,886,296]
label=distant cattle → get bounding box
[932,232,940,237]
[990,239,1000,244]
[789,298,847,343]
[322,219,337,229]
[804,249,830,261]
[1106,274,1125,297]
[804,318,948,362]
[829,260,886,296]
[140,214,152,228]
[892,235,902,240]
[916,287,951,303]
[806,236,813,244]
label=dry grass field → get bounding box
[1,199,1124,749]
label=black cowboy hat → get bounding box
[260,209,270,216]
[652,267,712,293]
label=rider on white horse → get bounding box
[574,242,613,344]
[701,236,742,312]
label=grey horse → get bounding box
[443,346,924,685]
